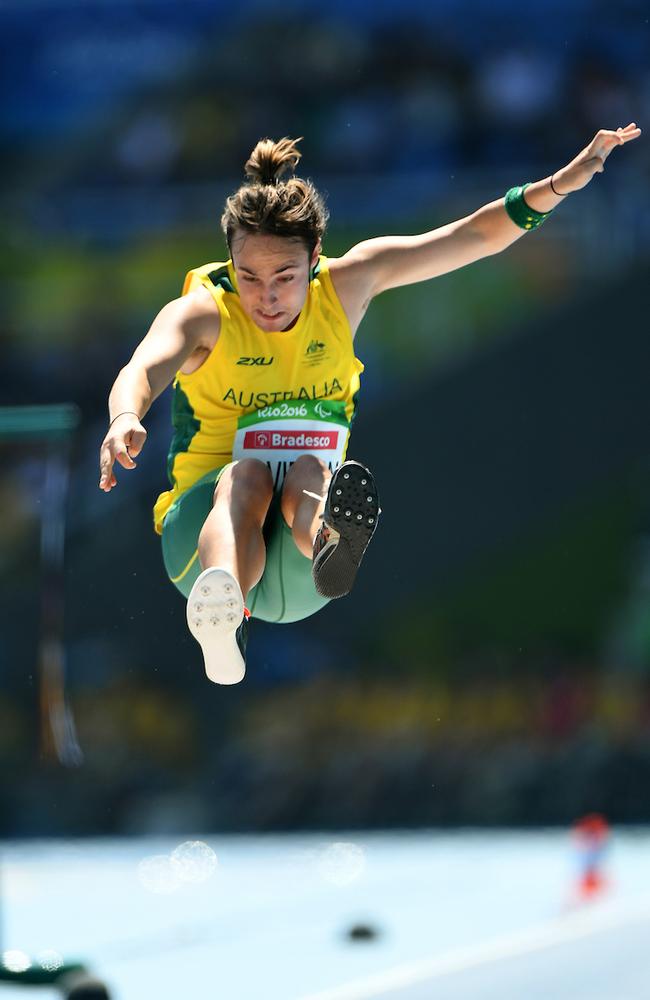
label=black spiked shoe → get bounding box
[312,460,380,599]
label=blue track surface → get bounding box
[2,831,649,999]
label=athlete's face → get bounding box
[231,231,319,333]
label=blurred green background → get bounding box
[1,0,649,836]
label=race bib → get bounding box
[232,398,350,490]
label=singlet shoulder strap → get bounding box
[206,264,236,294]
[182,260,237,297]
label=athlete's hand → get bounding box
[552,123,641,194]
[99,413,147,492]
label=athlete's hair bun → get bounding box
[244,137,302,186]
[223,135,327,253]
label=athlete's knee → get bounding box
[232,458,274,491]
[214,459,273,506]
[284,454,329,489]
[293,454,328,474]
[282,456,331,528]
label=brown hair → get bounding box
[221,137,328,257]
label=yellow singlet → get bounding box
[153,256,364,534]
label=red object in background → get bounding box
[572,813,610,899]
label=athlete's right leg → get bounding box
[197,459,274,599]
[188,459,274,685]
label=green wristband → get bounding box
[504,183,552,231]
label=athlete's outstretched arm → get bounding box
[99,288,219,492]
[331,124,641,307]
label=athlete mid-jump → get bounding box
[99,125,640,684]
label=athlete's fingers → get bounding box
[105,430,137,470]
[592,125,641,154]
[620,125,642,142]
[100,472,117,492]
[599,124,639,138]
[126,427,147,458]
[99,441,115,490]
[114,448,137,470]
[99,463,117,490]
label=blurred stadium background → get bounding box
[1,0,650,847]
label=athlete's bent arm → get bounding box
[331,124,641,310]
[99,289,220,491]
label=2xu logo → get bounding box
[237,356,274,366]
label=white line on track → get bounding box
[296,894,650,1000]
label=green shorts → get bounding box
[160,464,330,624]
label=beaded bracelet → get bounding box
[504,183,553,231]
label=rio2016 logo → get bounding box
[258,402,309,419]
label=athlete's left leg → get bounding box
[281,455,381,599]
[281,455,331,557]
